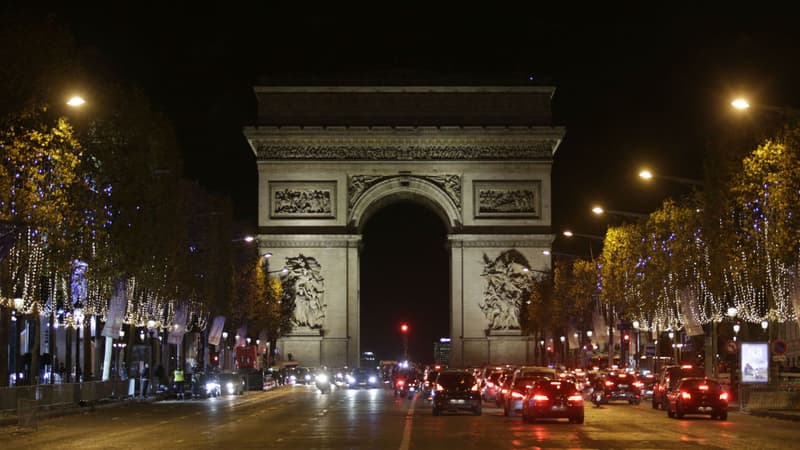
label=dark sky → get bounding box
[9,5,800,362]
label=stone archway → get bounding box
[246,86,564,368]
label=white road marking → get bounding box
[399,396,417,450]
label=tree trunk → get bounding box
[30,314,39,385]
[83,320,91,380]
[65,324,72,382]
[0,306,9,387]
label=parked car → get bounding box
[652,364,705,410]
[521,378,585,424]
[431,369,482,416]
[666,377,728,420]
[590,371,642,405]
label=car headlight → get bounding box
[316,374,328,383]
[346,375,355,383]
[305,374,311,381]
[226,382,235,393]
[206,382,219,392]
[289,375,297,382]
[368,376,377,384]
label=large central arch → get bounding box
[245,86,564,367]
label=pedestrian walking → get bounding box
[141,364,150,398]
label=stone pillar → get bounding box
[347,239,360,367]
[448,236,464,368]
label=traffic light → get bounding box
[400,324,409,333]
[623,334,630,342]
[546,345,553,353]
[210,352,220,366]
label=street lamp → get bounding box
[400,324,409,361]
[560,336,566,367]
[67,95,86,107]
[591,205,648,219]
[638,168,703,187]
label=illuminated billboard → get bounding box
[740,342,769,384]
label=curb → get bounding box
[749,409,800,421]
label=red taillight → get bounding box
[633,381,644,388]
[436,384,444,392]
[501,388,509,394]
[567,394,583,402]
[605,380,614,387]
[396,380,405,386]
[698,385,709,391]
[486,382,494,388]
[532,394,549,401]
[511,391,524,399]
[719,392,729,401]
[471,384,480,392]
[680,391,692,400]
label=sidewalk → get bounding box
[0,394,165,428]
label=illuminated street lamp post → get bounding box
[591,206,648,220]
[400,324,409,362]
[559,336,566,367]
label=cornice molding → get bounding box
[258,234,362,248]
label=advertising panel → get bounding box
[740,342,769,384]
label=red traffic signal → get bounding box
[400,324,409,333]
[623,334,630,341]
[546,345,553,353]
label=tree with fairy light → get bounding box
[725,126,800,326]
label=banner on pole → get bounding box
[102,280,128,338]
[168,303,189,345]
[208,316,225,346]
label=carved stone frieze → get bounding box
[348,174,461,210]
[255,144,556,161]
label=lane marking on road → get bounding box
[398,396,417,450]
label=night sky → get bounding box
[6,5,800,362]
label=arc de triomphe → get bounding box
[244,86,564,368]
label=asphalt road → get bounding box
[0,385,794,449]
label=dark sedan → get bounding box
[346,368,380,389]
[432,370,482,416]
[521,379,584,424]
[666,377,728,420]
[591,372,642,405]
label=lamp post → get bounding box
[632,321,641,369]
[221,331,229,371]
[638,169,704,187]
[591,206,649,220]
[586,331,593,369]
[400,324,409,362]
[668,330,677,363]
[560,336,566,367]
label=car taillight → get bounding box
[436,384,444,392]
[719,392,729,401]
[511,391,524,399]
[698,385,709,391]
[567,394,583,402]
[471,384,480,392]
[532,394,549,402]
[633,381,644,388]
[397,380,405,387]
[605,380,614,387]
[680,391,692,400]
[501,388,509,394]
[486,382,494,388]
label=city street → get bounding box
[0,385,794,449]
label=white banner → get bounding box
[235,323,248,347]
[679,288,705,336]
[102,280,127,338]
[207,316,225,346]
[592,309,609,347]
[168,303,189,345]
